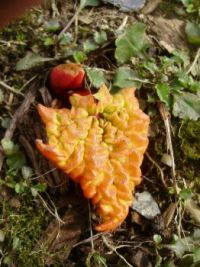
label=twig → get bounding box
[187,48,200,74]
[88,200,94,251]
[0,83,38,172]
[142,175,160,185]
[129,77,153,84]
[145,151,168,188]
[0,249,4,266]
[4,88,37,139]
[102,235,133,267]
[58,5,81,38]
[19,135,48,184]
[176,201,184,239]
[19,75,38,92]
[74,8,80,44]
[38,193,65,224]
[58,13,77,37]
[117,16,128,32]
[73,233,102,248]
[30,168,57,180]
[158,103,178,193]
[0,40,26,46]
[51,0,60,17]
[113,244,132,249]
[0,81,24,96]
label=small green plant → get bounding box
[113,24,200,120]
[0,139,49,266]
[86,251,107,267]
[153,230,200,267]
[1,138,47,195]
[179,0,200,14]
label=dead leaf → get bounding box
[142,0,161,14]
[34,208,85,265]
[131,250,152,267]
[131,211,143,225]
[185,199,200,225]
[147,16,187,52]
[163,203,176,227]
[9,197,21,209]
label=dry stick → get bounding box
[0,40,26,46]
[73,233,102,248]
[158,103,178,193]
[145,151,168,189]
[19,75,38,92]
[0,80,24,96]
[117,16,128,32]
[45,192,65,224]
[30,168,57,180]
[187,48,200,75]
[58,5,81,38]
[38,193,65,224]
[88,200,94,251]
[18,135,48,184]
[102,236,134,267]
[158,104,184,240]
[51,0,60,17]
[0,84,38,172]
[74,8,79,44]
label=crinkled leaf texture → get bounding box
[36,85,149,232]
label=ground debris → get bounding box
[185,199,200,225]
[162,202,176,227]
[142,0,161,14]
[146,16,188,52]
[18,95,68,192]
[0,81,38,172]
[131,249,153,267]
[34,208,85,265]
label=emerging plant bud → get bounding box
[50,63,85,93]
[36,85,150,232]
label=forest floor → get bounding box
[0,0,199,266]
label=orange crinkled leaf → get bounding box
[36,85,150,232]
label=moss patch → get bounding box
[179,120,200,160]
[1,196,49,267]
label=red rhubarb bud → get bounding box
[50,63,85,93]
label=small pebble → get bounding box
[132,191,161,219]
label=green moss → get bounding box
[179,120,200,160]
[173,120,200,192]
[1,196,49,267]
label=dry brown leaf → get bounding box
[34,209,85,265]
